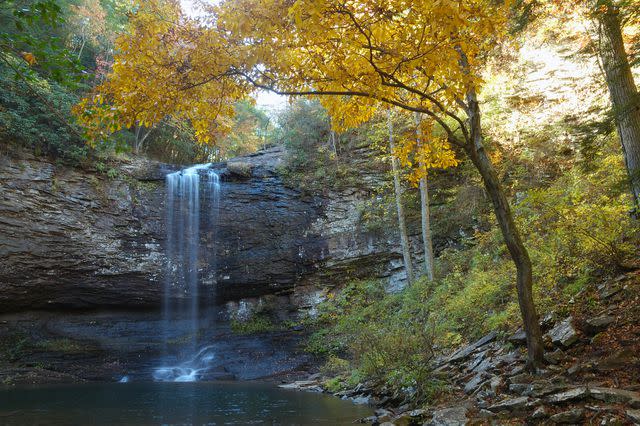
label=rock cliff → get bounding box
[0,146,403,313]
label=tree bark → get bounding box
[388,110,414,285]
[596,4,640,210]
[415,112,435,281]
[465,90,545,370]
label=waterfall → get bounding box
[154,163,221,382]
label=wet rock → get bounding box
[374,408,393,421]
[278,380,320,390]
[549,408,585,424]
[487,396,529,413]
[448,332,497,363]
[546,387,589,403]
[584,315,615,335]
[626,409,640,424]
[392,408,429,425]
[429,406,468,425]
[547,317,579,348]
[350,396,371,405]
[589,387,640,407]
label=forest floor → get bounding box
[281,269,640,425]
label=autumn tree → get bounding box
[214,0,545,368]
[76,0,546,368]
[220,100,271,158]
[74,0,248,148]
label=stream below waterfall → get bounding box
[0,382,373,425]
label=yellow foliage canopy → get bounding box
[74,0,249,146]
[394,117,459,185]
[75,0,511,168]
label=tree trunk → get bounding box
[415,112,435,281]
[134,123,153,154]
[465,90,545,370]
[134,125,141,154]
[329,130,338,157]
[77,37,87,61]
[596,4,640,210]
[388,110,414,285]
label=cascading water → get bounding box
[153,164,221,382]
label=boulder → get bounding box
[531,406,549,420]
[589,387,640,407]
[584,315,615,335]
[487,396,529,413]
[509,383,533,396]
[464,373,486,394]
[549,408,585,424]
[448,332,497,363]
[508,329,527,345]
[596,349,639,372]
[544,348,567,365]
[626,409,640,424]
[429,406,468,426]
[490,376,503,393]
[546,317,579,348]
[226,161,253,177]
[598,283,623,299]
[546,387,589,404]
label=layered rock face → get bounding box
[0,154,167,311]
[0,146,402,313]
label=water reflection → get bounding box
[0,382,372,425]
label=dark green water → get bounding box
[0,382,372,425]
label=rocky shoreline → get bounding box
[279,271,640,425]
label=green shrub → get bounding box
[0,57,88,165]
[307,279,439,402]
[230,315,277,335]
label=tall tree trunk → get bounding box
[77,37,87,61]
[388,111,414,285]
[415,112,435,281]
[596,4,640,210]
[465,90,545,370]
